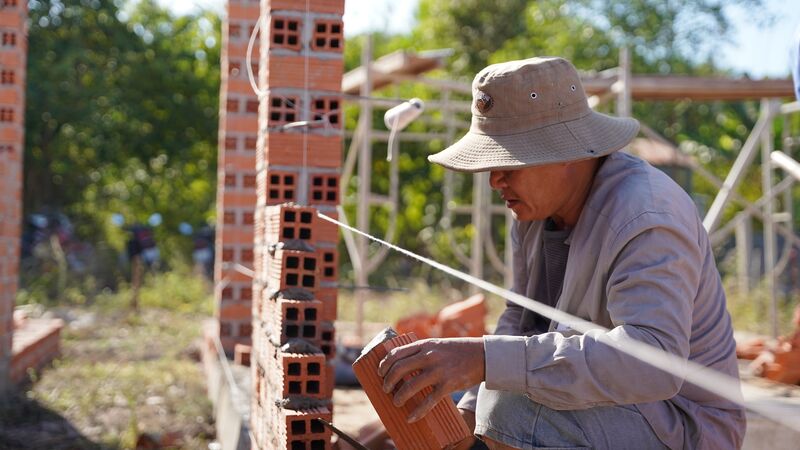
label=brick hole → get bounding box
[229,24,241,38]
[308,362,320,375]
[246,100,259,114]
[225,136,237,150]
[312,19,343,52]
[324,267,334,277]
[2,32,16,46]
[272,17,301,51]
[306,380,320,394]
[2,0,18,6]
[223,211,236,224]
[288,381,302,394]
[286,307,299,320]
[243,175,256,188]
[287,362,301,375]
[323,252,334,262]
[321,331,333,340]
[241,287,252,300]
[226,99,238,113]
[220,322,232,337]
[283,227,295,239]
[300,212,313,223]
[286,256,299,269]
[0,108,14,122]
[243,212,254,225]
[285,210,297,222]
[321,345,331,355]
[239,323,252,336]
[299,228,311,239]
[305,308,317,321]
[286,325,299,337]
[291,442,305,450]
[291,419,306,434]
[286,273,299,286]
[224,174,236,188]
[222,248,234,262]
[302,325,316,338]
[311,440,325,450]
[310,420,324,433]
[1,70,15,84]
[302,275,315,287]
[244,136,257,150]
[228,61,241,76]
[221,287,233,300]
[241,249,253,263]
[310,175,339,205]
[303,257,316,271]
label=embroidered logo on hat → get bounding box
[475,91,493,114]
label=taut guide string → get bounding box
[316,211,800,433]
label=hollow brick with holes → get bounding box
[310,96,342,128]
[352,332,471,449]
[264,204,318,246]
[272,352,327,399]
[267,248,319,294]
[308,173,340,206]
[262,169,299,205]
[269,16,302,52]
[311,20,343,53]
[261,55,343,91]
[267,299,324,345]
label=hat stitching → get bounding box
[469,110,595,137]
[470,98,587,120]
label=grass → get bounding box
[724,276,798,337]
[3,269,215,449]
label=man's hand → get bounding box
[377,337,485,423]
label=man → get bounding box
[377,57,746,449]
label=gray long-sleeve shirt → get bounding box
[458,151,746,450]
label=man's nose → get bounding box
[489,171,507,189]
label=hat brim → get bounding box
[428,111,639,173]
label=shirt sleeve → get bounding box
[483,213,698,409]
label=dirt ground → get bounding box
[0,307,215,449]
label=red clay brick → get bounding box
[262,54,342,91]
[263,133,342,169]
[266,0,344,15]
[352,332,471,449]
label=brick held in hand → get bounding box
[352,328,471,450]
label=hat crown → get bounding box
[470,57,588,123]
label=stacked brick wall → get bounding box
[251,0,344,448]
[0,0,25,393]
[215,0,261,354]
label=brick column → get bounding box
[215,0,261,354]
[0,0,25,394]
[251,0,344,448]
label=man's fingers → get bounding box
[408,384,447,423]
[378,342,423,377]
[390,363,441,407]
[381,350,431,394]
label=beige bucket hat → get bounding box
[428,57,639,172]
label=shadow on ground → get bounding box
[0,389,109,450]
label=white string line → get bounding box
[317,212,800,432]
[246,15,264,98]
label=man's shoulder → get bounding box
[586,152,700,236]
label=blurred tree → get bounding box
[25,0,220,266]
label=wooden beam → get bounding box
[582,75,794,100]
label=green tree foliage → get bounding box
[25,0,220,263]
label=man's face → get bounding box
[489,163,574,222]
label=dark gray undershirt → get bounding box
[519,218,571,334]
